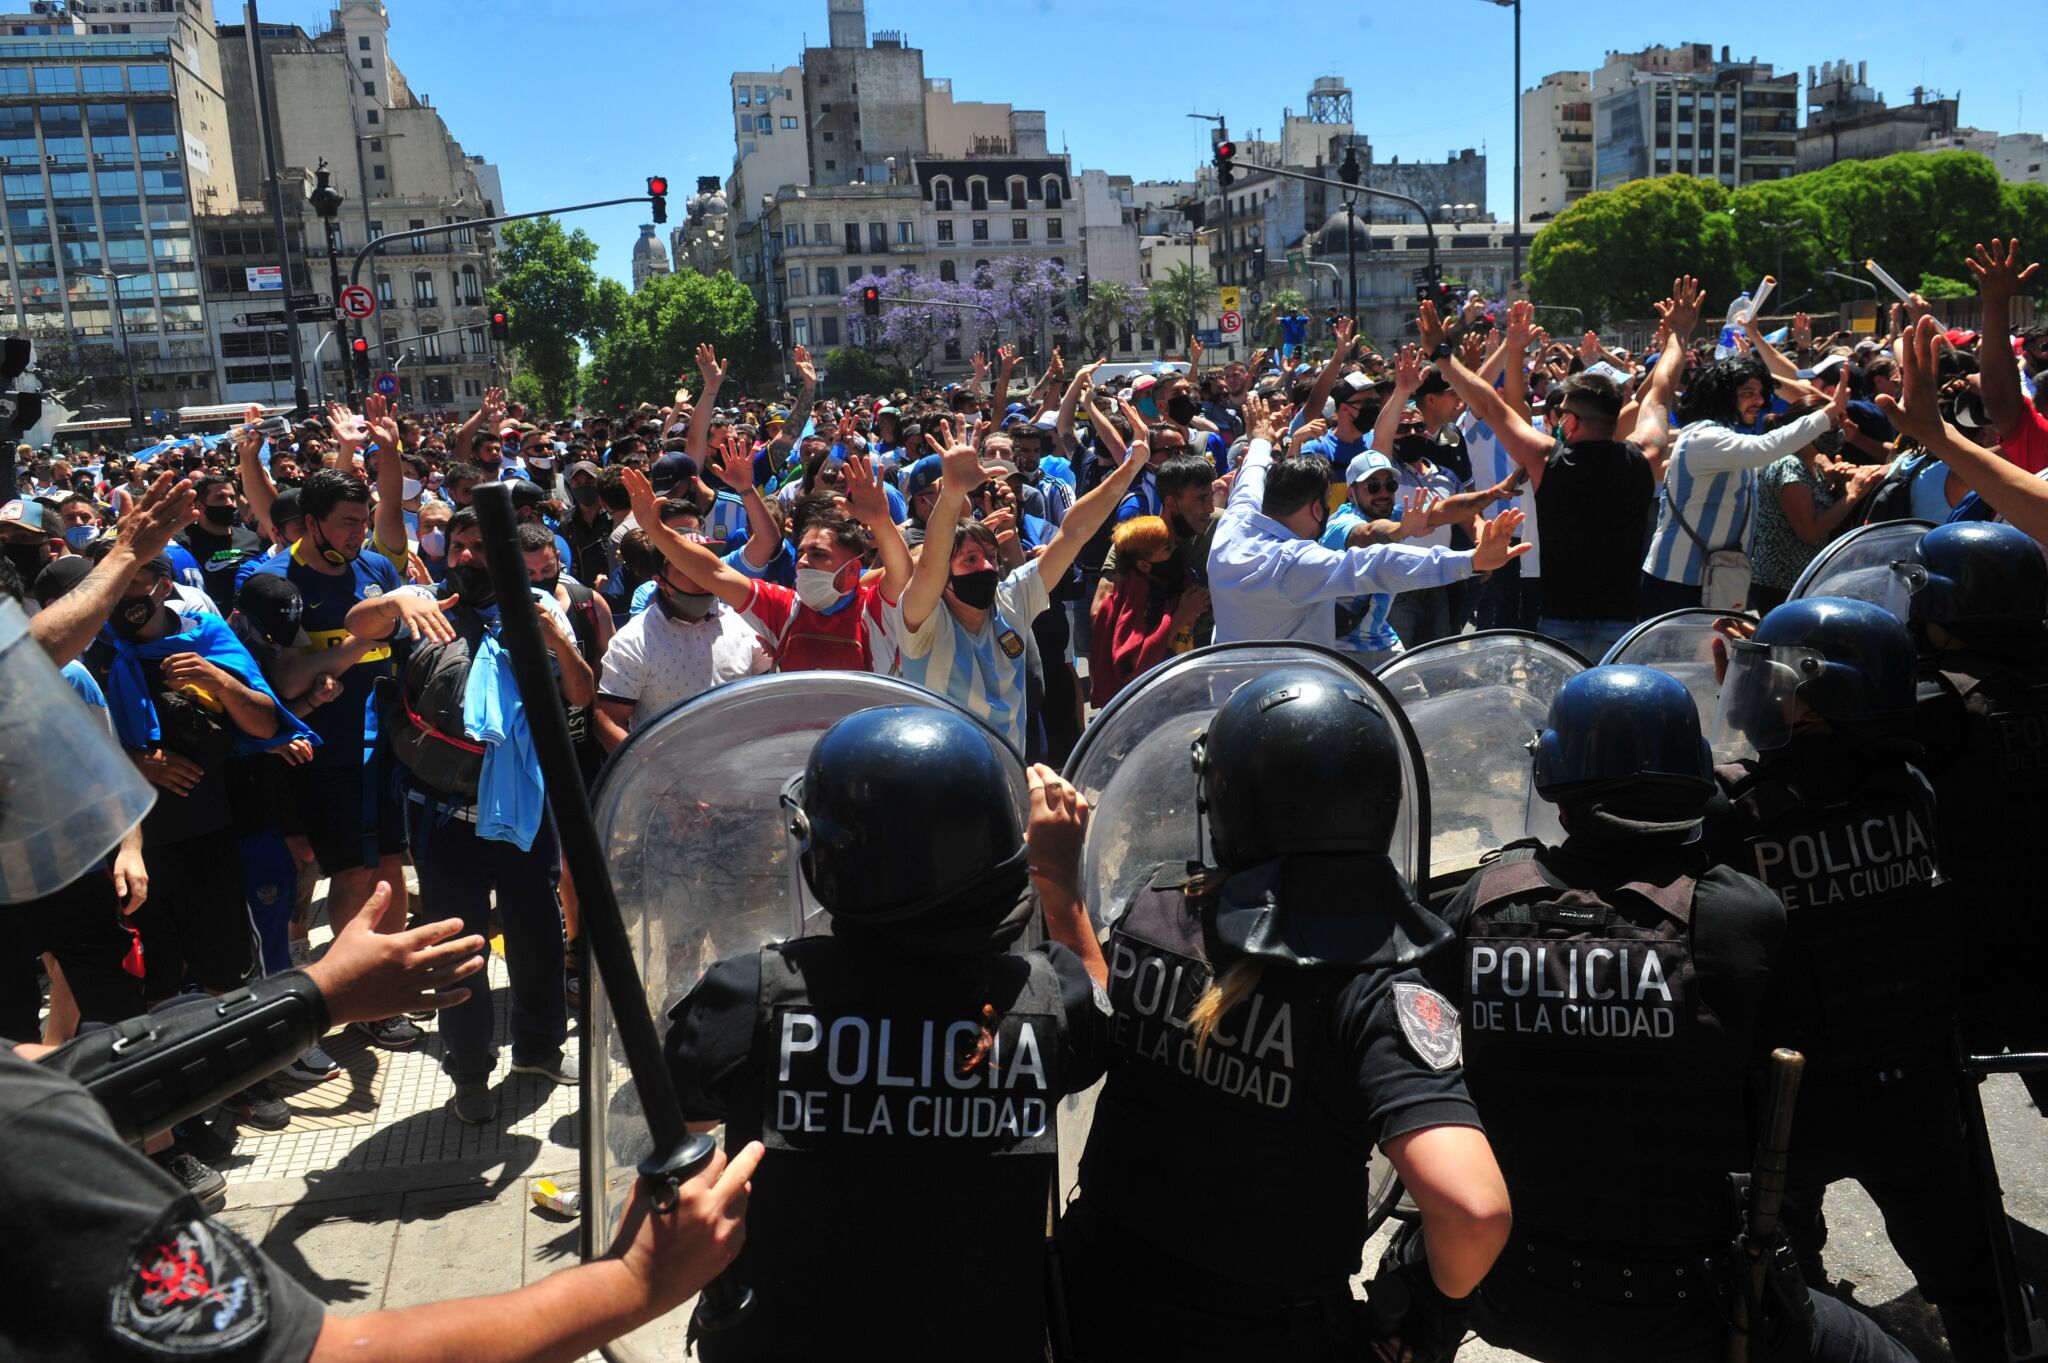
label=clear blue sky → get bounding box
[262,0,2044,288]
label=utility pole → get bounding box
[308,161,349,405]
[243,1,310,417]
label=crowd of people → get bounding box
[4,231,2048,1363]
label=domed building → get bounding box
[630,224,672,291]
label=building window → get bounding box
[372,164,385,180]
[420,330,441,358]
[368,138,381,151]
[971,218,988,241]
[944,339,961,362]
[933,179,952,210]
[939,259,956,283]
[969,180,988,211]
[781,116,797,129]
[460,265,480,304]
[368,220,383,241]
[1009,179,1027,209]
[820,316,840,347]
[788,267,804,294]
[362,81,375,96]
[844,223,861,252]
[1044,179,1062,210]
[824,160,835,171]
[822,131,834,143]
[936,220,953,242]
[358,35,370,50]
[366,108,379,124]
[359,57,371,69]
[792,317,809,349]
[757,114,773,133]
[755,85,769,104]
[896,220,912,245]
[412,271,435,305]
[1047,217,1063,240]
[816,265,837,295]
[375,273,394,305]
[126,65,172,92]
[868,222,886,252]
[737,85,751,106]
[785,224,802,247]
[1012,218,1029,241]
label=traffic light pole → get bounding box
[1233,159,1442,289]
[340,192,658,404]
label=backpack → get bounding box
[383,602,490,801]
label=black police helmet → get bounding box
[1908,522,2048,649]
[1533,665,1713,804]
[1196,667,1403,866]
[1752,596,1917,729]
[797,705,1026,919]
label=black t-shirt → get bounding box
[178,523,263,611]
[0,1047,326,1363]
[1534,438,1654,622]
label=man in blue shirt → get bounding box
[248,471,418,1049]
[1299,374,1384,474]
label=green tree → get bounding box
[1076,278,1140,359]
[1144,263,1213,355]
[581,269,771,411]
[490,217,601,414]
[819,346,909,396]
[1916,272,1976,300]
[1526,175,1739,328]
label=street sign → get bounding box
[1219,286,1241,313]
[1250,290,1264,309]
[1197,328,1224,345]
[1219,311,1242,334]
[245,266,284,293]
[287,292,328,309]
[339,285,377,320]
[292,306,332,323]
[373,372,399,397]
[230,311,293,326]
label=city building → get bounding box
[1796,61,1962,172]
[758,178,922,361]
[465,151,503,244]
[1992,132,2048,185]
[1,0,240,420]
[800,0,926,189]
[1522,71,1593,219]
[212,0,498,413]
[1592,43,1799,191]
[671,177,731,276]
[1074,167,1141,288]
[629,222,668,290]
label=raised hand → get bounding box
[389,590,461,645]
[791,344,815,388]
[1289,418,1329,454]
[1967,238,2040,303]
[1414,301,1449,357]
[842,451,891,526]
[1791,311,1814,351]
[1875,316,1951,445]
[232,403,268,464]
[1470,509,1531,572]
[1393,343,1426,395]
[620,466,661,528]
[717,431,755,492]
[1664,276,1703,339]
[1242,392,1279,444]
[1331,315,1358,356]
[365,392,399,451]
[1503,299,1536,352]
[326,400,369,453]
[1579,330,1602,365]
[1459,327,1491,369]
[116,470,198,561]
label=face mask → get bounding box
[478,448,501,465]
[2,543,44,581]
[948,567,1000,611]
[111,593,158,640]
[1136,395,1160,420]
[1166,394,1199,425]
[443,562,495,610]
[795,564,855,612]
[571,485,601,507]
[402,477,423,500]
[534,571,560,594]
[307,520,350,566]
[418,528,446,558]
[63,525,98,550]
[661,587,715,621]
[201,504,236,529]
[528,455,553,470]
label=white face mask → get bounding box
[794,565,853,612]
[528,455,553,470]
[418,528,446,558]
[402,477,423,500]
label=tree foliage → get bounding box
[819,346,909,397]
[489,217,602,414]
[1527,150,2047,328]
[1143,263,1214,354]
[1254,287,1308,347]
[841,255,1078,373]
[580,269,770,413]
[1076,278,1141,359]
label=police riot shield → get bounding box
[1785,519,1935,621]
[1601,608,1740,738]
[1375,630,1587,890]
[582,672,992,1363]
[1063,642,1428,930]
[1060,643,1430,1238]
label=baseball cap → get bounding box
[983,458,1019,479]
[1945,328,1981,349]
[270,486,304,530]
[649,452,699,494]
[568,460,603,482]
[1413,368,1454,398]
[32,555,93,605]
[0,499,55,536]
[234,571,306,648]
[1345,450,1398,486]
[903,454,945,499]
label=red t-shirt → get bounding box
[2001,407,2048,476]
[740,578,896,673]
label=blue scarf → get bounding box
[100,610,312,756]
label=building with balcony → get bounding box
[1591,44,1799,192]
[759,179,923,361]
[1,0,238,420]
[1523,71,1593,219]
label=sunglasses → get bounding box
[1361,477,1398,493]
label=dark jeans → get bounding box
[0,867,142,1042]
[1475,555,1542,631]
[403,791,566,1084]
[1389,581,1468,649]
[1639,571,1705,621]
[1782,1066,2007,1363]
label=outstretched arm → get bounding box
[1968,238,2041,440]
[1881,315,2048,543]
[1416,301,1552,482]
[1635,277,1704,480]
[683,344,726,463]
[619,468,757,611]
[1036,399,1150,584]
[1296,317,1358,432]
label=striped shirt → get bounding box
[1643,411,1833,586]
[884,561,1048,754]
[1460,411,1541,576]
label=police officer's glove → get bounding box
[1364,1224,1472,1363]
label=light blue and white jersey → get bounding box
[1643,410,1833,587]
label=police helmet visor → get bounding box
[1710,638,1823,755]
[1786,519,1935,613]
[0,599,155,902]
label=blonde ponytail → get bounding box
[1187,960,1266,1064]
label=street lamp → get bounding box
[1480,0,1522,290]
[308,160,349,403]
[1338,145,1363,318]
[88,268,145,431]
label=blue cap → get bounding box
[1344,450,1396,486]
[903,453,945,498]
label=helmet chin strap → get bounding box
[778,775,824,939]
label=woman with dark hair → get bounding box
[1088,515,1205,707]
[1641,355,1849,617]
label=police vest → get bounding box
[1920,653,2048,874]
[1460,845,1737,1249]
[1717,754,1952,1073]
[1077,871,1368,1297]
[706,936,1067,1363]
[383,603,490,802]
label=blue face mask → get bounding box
[64,525,98,550]
[1136,396,1160,420]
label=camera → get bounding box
[0,338,42,439]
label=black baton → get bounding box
[474,484,752,1333]
[1729,1047,1804,1363]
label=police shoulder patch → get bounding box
[109,1201,271,1357]
[1391,981,1462,1071]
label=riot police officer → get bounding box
[1429,665,1913,1363]
[1708,596,2005,1361]
[662,705,1111,1363]
[1057,666,1512,1363]
[1908,522,2048,1109]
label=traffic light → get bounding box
[861,284,880,318]
[647,175,668,224]
[350,336,369,372]
[1213,138,1236,188]
[489,309,509,341]
[1078,271,1090,307]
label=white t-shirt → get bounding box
[885,560,1047,755]
[596,598,771,729]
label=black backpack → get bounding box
[383,603,490,801]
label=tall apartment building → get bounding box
[1592,43,1799,191]
[213,0,497,413]
[1522,71,1593,219]
[1,0,240,419]
[1796,60,1961,172]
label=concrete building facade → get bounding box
[1522,70,1593,219]
[629,223,668,291]
[1593,44,1798,191]
[1796,60,1961,173]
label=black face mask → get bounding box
[443,562,495,610]
[111,593,159,640]
[1166,394,1199,425]
[2,542,44,581]
[571,485,601,507]
[201,504,235,529]
[948,567,1000,610]
[1392,433,1436,466]
[535,573,560,594]
[1170,511,1199,539]
[477,448,501,465]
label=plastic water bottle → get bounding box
[1715,276,1776,359]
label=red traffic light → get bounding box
[350,337,368,354]
[1215,141,1235,160]
[647,176,667,196]
[492,311,506,324]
